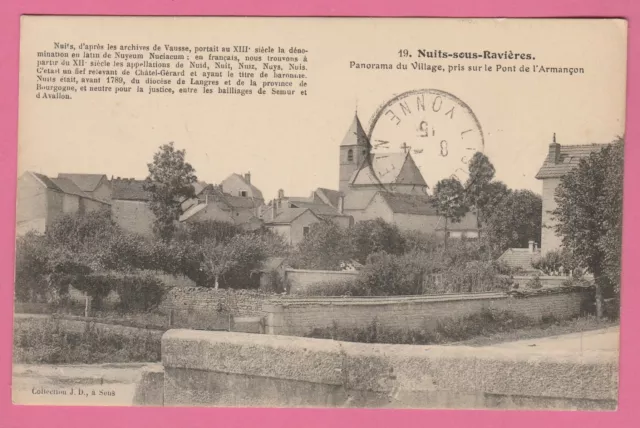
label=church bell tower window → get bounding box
[347,149,353,162]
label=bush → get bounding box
[357,251,431,296]
[306,308,535,345]
[296,279,368,297]
[348,218,406,264]
[526,274,543,289]
[289,221,352,270]
[13,317,161,364]
[114,274,166,312]
[531,249,579,276]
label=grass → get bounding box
[305,308,618,347]
[13,317,161,364]
[450,315,617,347]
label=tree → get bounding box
[432,177,469,251]
[144,142,198,241]
[348,218,406,264]
[553,139,624,318]
[465,152,496,229]
[200,234,268,289]
[481,190,542,257]
[290,221,352,270]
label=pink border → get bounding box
[1,1,638,427]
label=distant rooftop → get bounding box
[535,143,609,179]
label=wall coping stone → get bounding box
[285,268,359,275]
[162,329,618,402]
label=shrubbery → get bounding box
[296,279,367,297]
[13,317,161,364]
[14,212,289,312]
[299,241,512,297]
[306,308,535,345]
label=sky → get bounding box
[18,17,627,201]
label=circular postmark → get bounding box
[365,89,485,193]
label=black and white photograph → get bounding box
[12,16,626,409]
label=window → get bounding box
[303,226,310,238]
[347,149,353,162]
[240,191,247,197]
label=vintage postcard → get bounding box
[13,16,626,409]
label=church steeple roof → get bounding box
[340,113,370,148]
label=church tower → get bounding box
[339,113,371,193]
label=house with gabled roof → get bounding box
[57,173,111,202]
[179,184,264,232]
[359,191,478,237]
[535,135,609,255]
[261,188,353,230]
[221,172,264,202]
[16,171,110,236]
[264,207,324,245]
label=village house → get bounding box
[264,207,325,246]
[497,240,542,274]
[57,173,112,202]
[16,171,111,236]
[357,191,478,237]
[221,172,264,202]
[535,136,609,255]
[110,178,156,236]
[260,188,353,234]
[179,184,264,232]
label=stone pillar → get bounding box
[262,304,285,335]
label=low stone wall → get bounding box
[161,329,618,409]
[285,268,359,294]
[158,287,276,331]
[264,289,593,336]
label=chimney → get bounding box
[278,189,285,199]
[549,133,561,164]
[338,195,344,214]
[528,240,535,253]
[244,172,251,184]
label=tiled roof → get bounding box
[535,144,609,179]
[28,172,109,204]
[498,248,542,272]
[343,188,379,210]
[111,179,152,201]
[57,173,107,192]
[267,208,321,225]
[288,200,346,217]
[315,188,343,208]
[224,195,263,209]
[350,152,428,187]
[49,177,92,199]
[376,192,438,215]
[179,203,209,222]
[31,172,63,192]
[341,114,370,148]
[232,210,262,226]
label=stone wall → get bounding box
[158,287,276,331]
[285,268,360,294]
[161,329,618,409]
[264,289,593,336]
